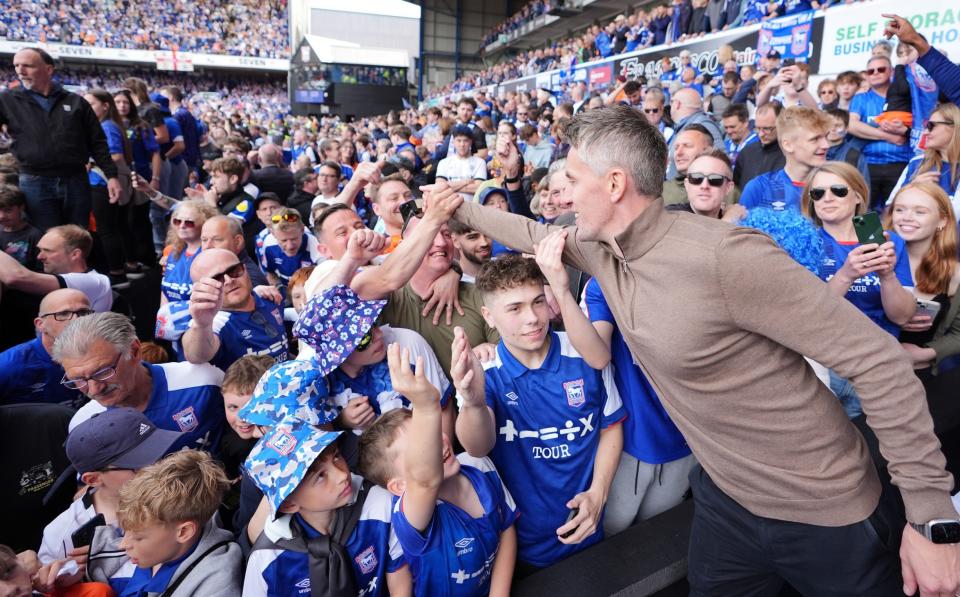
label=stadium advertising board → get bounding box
[821,0,960,73]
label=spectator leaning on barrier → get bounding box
[0,48,122,231]
[451,104,960,596]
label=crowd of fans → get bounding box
[437,0,869,98]
[480,0,554,50]
[0,0,290,58]
[3,7,960,596]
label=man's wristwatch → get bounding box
[910,520,960,544]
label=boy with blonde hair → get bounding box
[259,208,321,288]
[117,450,241,596]
[740,106,832,212]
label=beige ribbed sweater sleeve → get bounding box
[717,229,955,523]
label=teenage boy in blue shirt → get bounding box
[359,344,517,596]
[452,252,625,573]
[259,208,321,289]
[740,106,830,212]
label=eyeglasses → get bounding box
[757,126,777,134]
[210,262,246,283]
[865,66,888,76]
[644,108,661,114]
[39,308,94,321]
[318,173,339,179]
[925,120,955,132]
[809,185,850,201]
[172,218,195,228]
[271,212,301,224]
[686,173,729,187]
[62,353,123,390]
[355,330,374,352]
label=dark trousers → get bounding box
[687,465,903,597]
[128,196,158,266]
[867,162,908,211]
[91,184,137,273]
[18,172,92,232]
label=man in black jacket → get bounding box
[249,143,294,200]
[287,167,318,222]
[732,102,786,189]
[0,48,121,231]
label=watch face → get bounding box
[930,521,960,544]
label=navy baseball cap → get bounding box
[67,408,182,474]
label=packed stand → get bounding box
[433,0,871,98]
[0,0,290,58]
[4,11,960,596]
[480,0,554,50]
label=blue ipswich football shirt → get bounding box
[161,247,200,302]
[392,455,517,597]
[481,331,626,567]
[899,155,960,199]
[0,337,84,406]
[850,90,915,165]
[89,120,125,186]
[739,169,806,212]
[581,280,690,465]
[328,360,452,422]
[70,361,225,455]
[244,476,404,597]
[121,540,197,597]
[725,131,759,165]
[181,294,289,371]
[816,228,913,336]
[260,232,322,285]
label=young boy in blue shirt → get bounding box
[452,252,625,573]
[358,344,518,596]
[116,450,242,597]
[243,415,409,596]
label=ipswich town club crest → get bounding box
[172,406,198,432]
[563,379,585,408]
[355,545,378,574]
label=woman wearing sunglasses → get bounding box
[885,181,960,478]
[160,199,218,304]
[888,103,960,210]
[802,162,916,417]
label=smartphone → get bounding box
[560,507,580,539]
[853,212,885,246]
[70,513,106,549]
[916,298,942,319]
[399,199,422,224]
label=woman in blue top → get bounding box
[802,161,916,416]
[114,89,161,269]
[84,89,134,285]
[889,103,960,212]
[160,200,218,305]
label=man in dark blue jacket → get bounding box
[0,48,120,231]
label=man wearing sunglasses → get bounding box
[847,54,914,209]
[260,208,321,288]
[662,126,715,206]
[0,289,90,406]
[181,248,288,372]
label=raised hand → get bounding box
[387,343,440,409]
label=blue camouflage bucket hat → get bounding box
[238,359,338,427]
[244,416,343,514]
[292,284,386,377]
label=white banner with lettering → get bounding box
[0,40,288,71]
[821,0,960,74]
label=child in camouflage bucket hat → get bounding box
[242,414,410,596]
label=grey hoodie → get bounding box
[89,518,241,597]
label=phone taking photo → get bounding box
[70,513,106,549]
[853,212,885,246]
